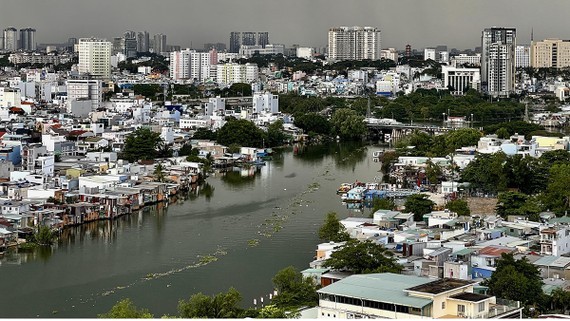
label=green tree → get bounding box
[133,84,162,100]
[483,253,543,308]
[267,120,287,147]
[227,83,252,97]
[550,288,570,314]
[192,128,217,140]
[403,194,435,221]
[98,298,153,318]
[425,160,443,186]
[445,199,471,216]
[216,119,266,148]
[257,305,288,318]
[496,127,510,139]
[293,113,331,136]
[329,108,366,140]
[323,239,402,274]
[460,152,508,194]
[318,212,350,242]
[444,128,482,153]
[153,164,166,182]
[121,127,164,162]
[34,225,57,246]
[370,198,395,213]
[178,287,243,318]
[271,266,318,309]
[542,163,570,215]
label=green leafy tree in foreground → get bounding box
[483,253,543,308]
[34,225,57,246]
[323,239,402,274]
[271,266,318,309]
[98,298,153,318]
[178,287,242,318]
[318,212,350,242]
[216,119,266,148]
[403,194,435,221]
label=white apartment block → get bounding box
[0,87,21,108]
[215,63,259,85]
[296,47,315,59]
[540,226,570,256]
[78,38,112,79]
[204,96,226,116]
[239,44,285,57]
[531,38,570,69]
[380,48,398,62]
[424,48,437,61]
[66,79,102,111]
[441,65,481,95]
[169,49,211,82]
[252,92,279,114]
[328,26,381,62]
[515,45,530,68]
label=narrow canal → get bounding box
[0,142,383,317]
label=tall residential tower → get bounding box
[327,26,381,62]
[78,38,112,79]
[481,27,516,97]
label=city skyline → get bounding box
[3,0,570,51]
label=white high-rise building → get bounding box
[296,47,315,60]
[481,27,516,97]
[515,45,530,68]
[424,48,436,61]
[327,26,381,62]
[66,78,102,111]
[169,49,212,82]
[3,27,18,52]
[78,38,112,79]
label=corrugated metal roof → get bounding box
[534,256,570,268]
[453,248,476,256]
[317,273,433,308]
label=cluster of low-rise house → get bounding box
[301,207,570,319]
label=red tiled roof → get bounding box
[478,246,515,257]
[0,132,6,139]
[68,130,88,136]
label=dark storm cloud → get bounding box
[2,0,569,49]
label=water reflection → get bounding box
[219,166,261,187]
[293,141,368,171]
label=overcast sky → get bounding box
[2,0,570,50]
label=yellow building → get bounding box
[317,273,522,319]
[531,39,570,68]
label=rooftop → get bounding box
[406,278,474,294]
[449,292,491,302]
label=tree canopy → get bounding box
[178,287,243,318]
[318,212,350,242]
[216,119,266,148]
[483,253,543,308]
[271,266,319,309]
[98,298,153,318]
[330,108,366,140]
[402,194,435,221]
[323,239,402,274]
[121,127,165,162]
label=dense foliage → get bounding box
[271,266,319,309]
[323,239,402,274]
[330,108,367,140]
[318,212,350,242]
[216,119,266,148]
[395,128,482,157]
[98,299,153,318]
[483,253,544,312]
[121,127,166,162]
[402,194,435,221]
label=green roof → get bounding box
[453,248,476,256]
[542,284,563,295]
[317,273,433,308]
[549,216,570,224]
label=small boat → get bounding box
[337,183,353,194]
[340,193,348,201]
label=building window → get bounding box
[478,302,485,312]
[458,304,465,314]
[442,302,445,310]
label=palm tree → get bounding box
[154,164,166,182]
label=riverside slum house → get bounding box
[303,206,570,318]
